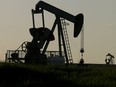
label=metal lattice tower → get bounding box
[61,19,73,63]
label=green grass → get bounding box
[0,63,116,87]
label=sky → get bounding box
[0,0,116,64]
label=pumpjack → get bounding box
[25,1,84,64]
[6,1,84,65]
[105,53,115,64]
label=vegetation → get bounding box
[0,63,116,87]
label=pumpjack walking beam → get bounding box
[36,1,75,23]
[34,1,84,37]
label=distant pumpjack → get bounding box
[105,53,114,65]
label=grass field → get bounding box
[0,63,116,87]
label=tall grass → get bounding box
[0,63,116,87]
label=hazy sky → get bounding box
[0,0,116,64]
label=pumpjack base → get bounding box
[25,54,47,65]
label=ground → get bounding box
[0,63,116,87]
